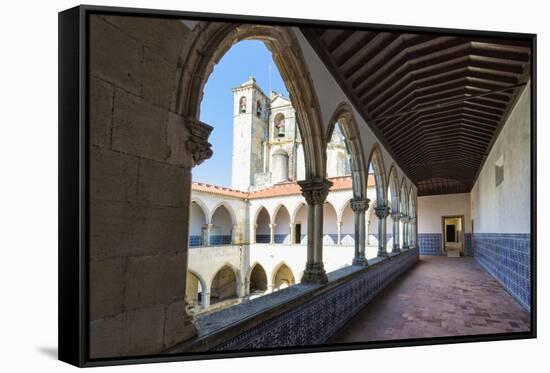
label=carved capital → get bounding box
[374,205,390,219]
[297,178,333,206]
[350,197,370,213]
[185,118,213,167]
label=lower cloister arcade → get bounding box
[187,164,417,314]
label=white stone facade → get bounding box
[231,77,349,192]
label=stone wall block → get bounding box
[143,48,178,110]
[137,158,189,207]
[166,112,193,168]
[90,15,143,95]
[124,255,187,311]
[90,200,187,259]
[90,76,114,147]
[90,146,139,202]
[89,304,165,358]
[89,257,127,320]
[112,89,169,162]
[163,300,197,349]
[101,15,190,63]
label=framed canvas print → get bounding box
[58,4,536,367]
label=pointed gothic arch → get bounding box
[367,144,388,207]
[174,23,326,180]
[210,202,237,226]
[210,264,240,305]
[273,204,291,244]
[247,262,268,294]
[271,262,296,291]
[400,177,409,216]
[387,165,401,213]
[325,102,368,199]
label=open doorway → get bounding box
[442,215,464,257]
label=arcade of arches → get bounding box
[88,14,533,359]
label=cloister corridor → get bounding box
[329,256,530,343]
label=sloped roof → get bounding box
[192,174,376,199]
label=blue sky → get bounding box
[194,40,289,187]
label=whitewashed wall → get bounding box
[470,83,531,234]
[417,193,471,234]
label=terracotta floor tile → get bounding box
[329,256,530,343]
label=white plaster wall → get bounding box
[470,83,531,234]
[188,245,243,291]
[417,193,471,234]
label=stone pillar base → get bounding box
[392,244,401,254]
[377,248,389,258]
[402,244,410,251]
[352,255,369,266]
[301,262,328,284]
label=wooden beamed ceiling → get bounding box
[301,27,531,196]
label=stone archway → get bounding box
[326,102,368,199]
[248,263,268,295]
[273,205,291,244]
[272,263,295,291]
[210,265,239,305]
[173,23,326,180]
[210,204,234,245]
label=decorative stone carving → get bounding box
[185,118,213,167]
[298,178,333,205]
[374,205,390,219]
[350,197,370,212]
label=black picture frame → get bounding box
[59,4,537,367]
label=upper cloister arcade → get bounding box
[86,13,532,358]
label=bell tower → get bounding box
[231,77,269,191]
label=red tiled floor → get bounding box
[329,255,530,343]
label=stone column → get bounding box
[401,214,410,250]
[336,220,343,245]
[391,212,401,254]
[205,223,213,246]
[269,223,276,244]
[289,223,296,244]
[202,290,211,310]
[351,198,369,266]
[179,117,213,343]
[366,220,371,245]
[297,178,332,284]
[375,205,390,258]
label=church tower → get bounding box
[231,77,269,191]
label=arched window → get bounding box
[274,112,286,137]
[256,100,262,117]
[239,96,247,113]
